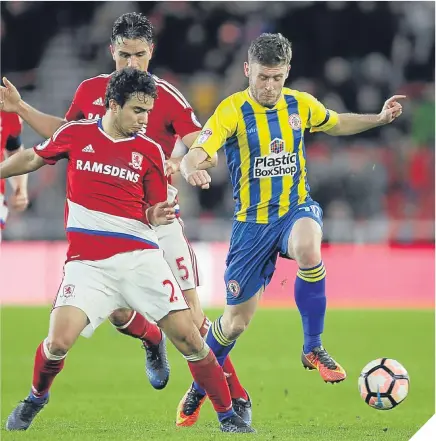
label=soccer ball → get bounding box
[358,358,409,410]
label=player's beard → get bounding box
[250,84,279,108]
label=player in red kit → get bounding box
[0,12,250,424]
[2,68,254,434]
[0,111,29,240]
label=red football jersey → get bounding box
[0,111,22,194]
[65,73,202,160]
[34,119,167,262]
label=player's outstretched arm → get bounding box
[325,95,406,136]
[0,148,46,179]
[146,201,177,226]
[0,77,66,139]
[180,148,211,189]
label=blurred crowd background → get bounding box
[1,1,434,243]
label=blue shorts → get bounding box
[224,201,323,305]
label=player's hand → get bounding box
[185,170,211,190]
[0,77,22,113]
[165,158,181,176]
[378,95,406,125]
[147,200,176,226]
[9,188,29,212]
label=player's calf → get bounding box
[32,338,67,396]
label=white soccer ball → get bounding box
[358,358,409,410]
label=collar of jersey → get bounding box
[97,118,137,143]
[244,89,288,112]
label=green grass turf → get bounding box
[1,307,434,441]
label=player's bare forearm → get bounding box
[0,148,46,179]
[182,133,217,167]
[182,131,202,149]
[179,131,214,169]
[326,113,383,136]
[5,146,29,191]
[181,148,209,173]
[170,152,217,173]
[17,100,66,138]
[198,152,218,169]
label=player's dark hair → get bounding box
[248,33,292,66]
[105,68,157,108]
[111,12,154,44]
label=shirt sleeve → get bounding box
[191,98,238,158]
[301,92,339,133]
[65,82,86,121]
[165,86,202,139]
[171,107,202,139]
[143,145,167,207]
[33,124,73,165]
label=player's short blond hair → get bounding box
[248,33,292,66]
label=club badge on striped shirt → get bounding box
[288,113,302,130]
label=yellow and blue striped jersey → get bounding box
[192,88,338,223]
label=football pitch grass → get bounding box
[1,307,434,441]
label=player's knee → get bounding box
[109,308,134,327]
[223,315,250,340]
[293,241,321,268]
[46,336,72,356]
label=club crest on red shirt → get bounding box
[130,152,144,170]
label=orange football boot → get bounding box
[176,384,207,427]
[302,346,347,383]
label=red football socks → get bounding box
[115,311,162,346]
